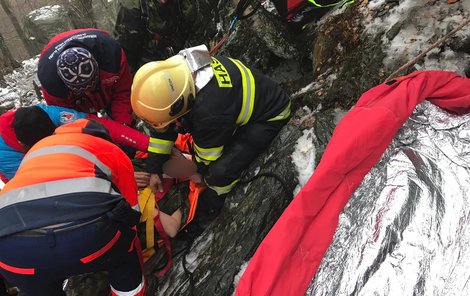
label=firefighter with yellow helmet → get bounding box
[131,45,291,233]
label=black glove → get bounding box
[119,145,137,159]
[196,188,226,226]
[176,189,226,243]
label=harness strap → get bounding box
[154,215,173,278]
[139,187,156,261]
[138,181,174,277]
[138,188,152,260]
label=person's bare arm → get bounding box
[156,209,182,238]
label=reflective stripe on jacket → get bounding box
[189,56,291,168]
[0,119,137,237]
[147,56,291,190]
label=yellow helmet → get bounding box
[131,55,196,129]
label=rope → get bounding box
[307,0,355,8]
[182,243,195,296]
[210,0,261,55]
[239,172,293,201]
[384,17,470,83]
[210,33,231,55]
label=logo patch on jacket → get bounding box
[60,111,75,123]
[101,76,120,86]
[211,57,232,88]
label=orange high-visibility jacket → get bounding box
[0,119,137,237]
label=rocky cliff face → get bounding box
[21,0,470,101]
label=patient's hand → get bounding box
[134,171,151,189]
[189,173,204,184]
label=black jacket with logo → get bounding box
[149,56,290,192]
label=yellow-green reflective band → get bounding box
[194,143,223,162]
[229,58,255,126]
[307,0,354,8]
[148,138,173,155]
[195,155,210,165]
[268,102,291,122]
[208,179,240,195]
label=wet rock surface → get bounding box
[156,124,302,295]
[23,5,75,53]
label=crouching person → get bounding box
[131,45,291,237]
[0,119,145,296]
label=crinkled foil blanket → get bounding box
[307,101,470,296]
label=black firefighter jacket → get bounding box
[148,55,291,195]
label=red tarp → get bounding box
[235,71,470,296]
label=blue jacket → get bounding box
[0,104,86,182]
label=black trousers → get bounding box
[205,119,288,190]
[0,218,143,296]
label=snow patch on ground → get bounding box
[363,0,470,76]
[292,81,317,98]
[185,233,214,270]
[292,73,337,100]
[292,128,316,196]
[29,5,62,22]
[232,261,249,295]
[0,56,42,109]
[334,107,349,125]
[228,201,239,209]
[366,0,386,10]
[365,0,419,35]
[261,0,277,14]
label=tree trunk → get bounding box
[0,0,36,56]
[0,32,20,71]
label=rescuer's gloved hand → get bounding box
[119,145,136,159]
[177,188,226,243]
[196,188,226,227]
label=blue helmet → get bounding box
[56,47,99,94]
